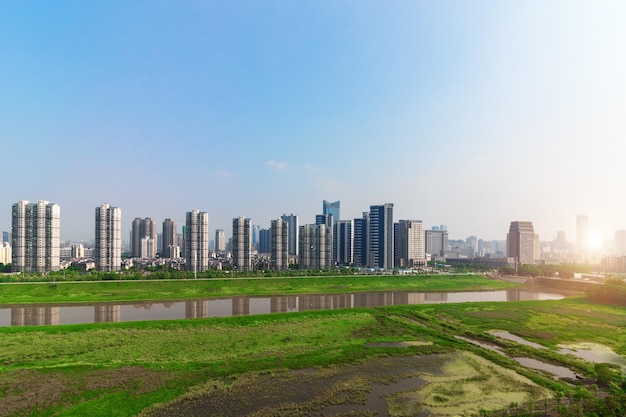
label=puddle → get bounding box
[490,331,546,349]
[456,336,505,355]
[316,377,427,417]
[513,357,577,379]
[558,342,626,372]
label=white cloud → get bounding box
[266,160,287,172]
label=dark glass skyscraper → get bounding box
[368,203,394,269]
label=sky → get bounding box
[1,1,625,244]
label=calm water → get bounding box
[0,288,565,327]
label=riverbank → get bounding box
[1,295,625,416]
[0,274,518,304]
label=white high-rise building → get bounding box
[299,224,332,270]
[186,210,209,273]
[12,200,60,273]
[0,242,11,265]
[233,216,252,271]
[95,203,122,272]
[271,218,289,271]
[507,221,538,265]
[396,220,425,268]
[215,229,226,252]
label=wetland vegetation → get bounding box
[0,275,625,416]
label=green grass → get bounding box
[0,274,516,304]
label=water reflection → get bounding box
[0,288,565,327]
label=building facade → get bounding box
[271,218,289,271]
[258,228,271,254]
[281,214,299,256]
[12,200,60,273]
[215,229,226,252]
[333,220,352,266]
[0,242,11,265]
[95,203,122,272]
[298,224,332,270]
[161,219,177,258]
[353,213,369,267]
[322,200,340,221]
[131,217,157,258]
[368,203,394,269]
[507,221,538,265]
[232,216,252,271]
[186,210,209,273]
[425,229,449,258]
[396,220,425,268]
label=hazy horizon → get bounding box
[2,1,625,244]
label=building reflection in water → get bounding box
[232,296,250,316]
[186,300,208,319]
[11,307,60,326]
[95,305,121,323]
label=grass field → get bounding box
[0,274,516,304]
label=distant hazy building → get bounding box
[425,228,448,258]
[131,217,157,258]
[95,203,122,272]
[232,216,252,271]
[12,200,60,273]
[333,220,352,266]
[0,242,11,265]
[369,203,394,269]
[2,231,8,243]
[281,214,299,256]
[271,218,289,271]
[507,221,538,265]
[396,220,425,268]
[577,214,589,252]
[186,210,209,273]
[252,225,261,249]
[353,213,369,267]
[299,224,332,270]
[215,229,226,252]
[258,229,271,254]
[323,200,340,221]
[162,219,177,258]
[615,230,626,255]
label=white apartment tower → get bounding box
[95,203,122,272]
[232,216,252,271]
[396,220,425,268]
[215,229,226,252]
[186,210,209,273]
[299,224,332,270]
[271,218,289,271]
[11,200,60,273]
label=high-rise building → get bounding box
[0,242,12,265]
[299,224,332,270]
[396,220,425,268]
[95,203,122,272]
[252,225,260,249]
[2,231,8,243]
[215,229,226,252]
[186,210,209,273]
[368,203,394,269]
[577,214,589,252]
[614,230,626,255]
[71,243,85,259]
[507,221,538,265]
[232,216,252,271]
[271,218,289,271]
[323,200,340,221]
[333,220,352,266]
[131,217,157,258]
[162,219,177,258]
[258,229,271,254]
[425,228,448,258]
[281,214,299,256]
[353,212,369,267]
[11,200,60,273]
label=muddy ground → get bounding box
[141,351,548,417]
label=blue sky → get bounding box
[1,1,625,244]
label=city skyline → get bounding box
[1,2,625,243]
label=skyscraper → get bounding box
[281,214,298,256]
[131,217,157,258]
[396,220,425,268]
[186,210,209,273]
[215,229,226,252]
[232,216,252,271]
[507,221,537,265]
[425,228,448,258]
[322,200,340,221]
[577,214,589,252]
[333,220,352,266]
[271,218,289,271]
[368,203,394,269]
[353,212,369,267]
[11,200,60,273]
[95,203,122,272]
[258,229,271,254]
[299,224,332,270]
[162,219,177,258]
[2,231,8,243]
